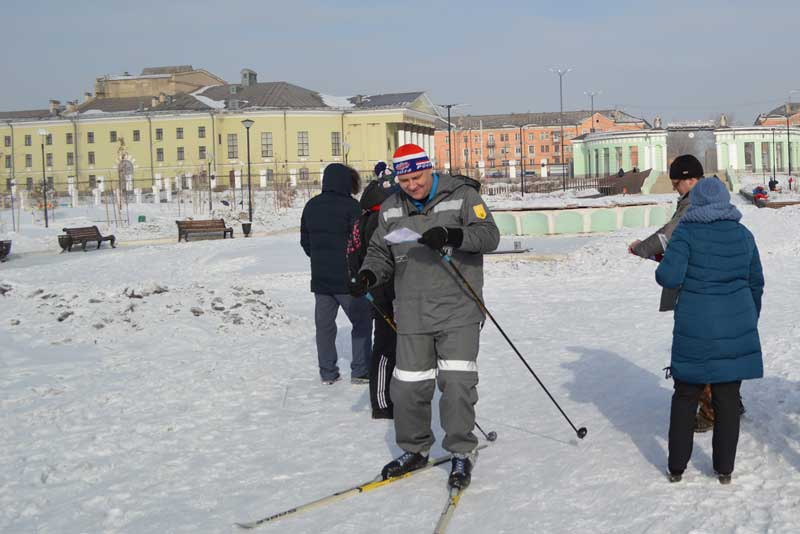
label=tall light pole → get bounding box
[207,158,214,213]
[585,90,601,132]
[550,68,572,190]
[241,119,254,222]
[771,127,777,182]
[438,103,463,173]
[37,128,49,228]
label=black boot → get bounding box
[448,456,473,490]
[381,451,428,480]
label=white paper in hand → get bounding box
[384,227,422,244]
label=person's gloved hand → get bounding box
[418,227,464,250]
[348,270,377,297]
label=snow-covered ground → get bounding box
[1,190,799,533]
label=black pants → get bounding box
[668,379,742,476]
[369,301,396,413]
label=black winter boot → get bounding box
[381,451,428,480]
[448,456,473,490]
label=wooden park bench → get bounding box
[176,219,233,242]
[63,226,116,252]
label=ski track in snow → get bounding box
[1,194,799,533]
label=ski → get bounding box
[236,451,457,529]
[433,486,466,534]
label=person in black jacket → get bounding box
[347,170,399,418]
[301,164,372,385]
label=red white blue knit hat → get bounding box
[392,144,432,176]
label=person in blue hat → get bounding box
[656,176,764,485]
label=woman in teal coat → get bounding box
[656,176,764,484]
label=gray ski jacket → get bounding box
[632,191,692,311]
[360,174,500,334]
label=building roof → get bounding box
[444,109,648,130]
[141,65,194,75]
[0,109,54,120]
[77,96,159,113]
[350,92,425,109]
[756,102,800,124]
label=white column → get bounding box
[429,132,436,165]
[289,169,297,187]
[643,145,652,170]
[412,129,420,147]
[662,144,667,172]
[729,143,738,170]
[716,143,724,171]
[134,189,142,204]
[260,170,267,188]
[509,160,517,179]
[97,176,105,192]
[93,188,101,206]
[165,179,172,202]
[234,170,242,189]
[398,129,407,146]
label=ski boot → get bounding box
[717,472,732,485]
[666,470,682,483]
[381,451,428,480]
[448,455,473,490]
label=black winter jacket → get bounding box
[301,164,360,294]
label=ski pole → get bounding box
[439,251,587,440]
[365,292,397,333]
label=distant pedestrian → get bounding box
[301,163,372,385]
[656,177,764,485]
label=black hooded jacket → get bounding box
[301,164,360,294]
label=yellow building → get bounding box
[1,68,441,196]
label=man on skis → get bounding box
[349,144,500,489]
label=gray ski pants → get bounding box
[391,323,479,455]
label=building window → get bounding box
[155,128,163,141]
[515,133,520,141]
[463,135,468,143]
[133,130,140,142]
[89,175,96,189]
[67,152,74,166]
[176,127,184,140]
[198,126,206,138]
[88,151,95,164]
[3,135,10,147]
[227,133,238,159]
[47,177,54,189]
[156,148,164,162]
[177,147,185,161]
[25,135,32,146]
[5,178,11,189]
[299,167,310,181]
[541,145,550,153]
[25,154,32,167]
[26,177,34,190]
[199,146,206,160]
[46,134,53,145]
[331,132,341,156]
[297,131,309,157]
[261,132,273,158]
[66,132,73,145]
[528,133,535,141]
[4,155,10,169]
[463,148,469,158]
[110,131,117,143]
[515,147,521,155]
[540,132,548,140]
[500,133,509,142]
[87,132,94,144]
[528,145,535,154]
[265,169,274,182]
[554,143,560,153]
[46,153,53,167]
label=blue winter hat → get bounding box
[682,177,742,223]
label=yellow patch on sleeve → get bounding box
[472,204,487,220]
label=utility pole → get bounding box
[38,129,49,228]
[550,68,572,190]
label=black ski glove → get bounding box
[348,270,377,297]
[418,226,464,250]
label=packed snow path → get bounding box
[1,201,799,533]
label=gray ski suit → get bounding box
[361,173,500,454]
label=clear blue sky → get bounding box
[3,0,798,124]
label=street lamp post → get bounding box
[771,127,776,182]
[438,103,464,174]
[241,119,254,222]
[207,159,214,213]
[37,129,49,228]
[551,68,572,191]
[585,90,601,133]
